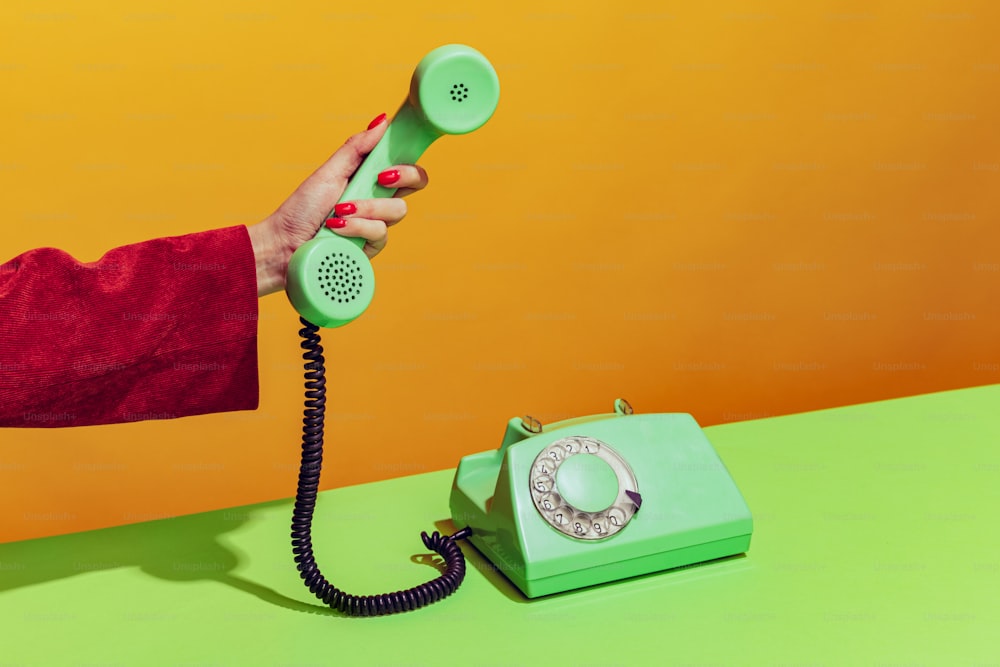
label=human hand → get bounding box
[248,113,429,297]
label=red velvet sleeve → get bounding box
[0,226,259,427]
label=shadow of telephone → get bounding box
[283,44,752,616]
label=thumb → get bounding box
[306,113,390,193]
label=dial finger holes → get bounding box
[529,436,640,541]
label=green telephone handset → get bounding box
[286,43,500,328]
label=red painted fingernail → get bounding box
[377,169,400,186]
[367,112,387,130]
[334,202,356,216]
[325,217,347,229]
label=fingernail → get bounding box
[377,169,400,186]
[334,202,356,216]
[367,112,387,130]
[325,217,347,229]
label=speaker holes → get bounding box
[450,83,469,103]
[316,252,365,303]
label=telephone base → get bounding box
[450,404,753,599]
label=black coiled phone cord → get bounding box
[290,317,471,616]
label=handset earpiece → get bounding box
[285,44,500,328]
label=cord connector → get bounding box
[449,526,473,541]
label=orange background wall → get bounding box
[2,0,999,542]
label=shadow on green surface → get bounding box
[0,501,463,618]
[0,500,342,616]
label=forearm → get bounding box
[0,226,259,427]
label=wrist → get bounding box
[247,219,292,297]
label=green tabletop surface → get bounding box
[2,385,998,666]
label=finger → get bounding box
[377,164,429,198]
[325,216,389,259]
[335,198,408,227]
